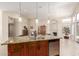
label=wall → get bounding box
[29,18,62,36]
[0,11,29,56]
[14,17,28,36]
[0,11,8,56]
[4,12,28,36]
[57,19,63,37]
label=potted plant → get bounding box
[63,27,70,39]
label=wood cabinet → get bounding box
[38,25,46,35]
[28,42,38,56]
[8,41,48,56]
[37,41,48,56]
[8,39,60,56]
[8,43,24,56]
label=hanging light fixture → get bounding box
[47,20,50,24]
[35,2,38,24]
[18,2,22,22]
[36,18,38,24]
[47,3,50,24]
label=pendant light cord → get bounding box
[19,2,21,17]
[48,2,50,20]
[36,2,38,19]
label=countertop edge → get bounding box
[1,37,62,45]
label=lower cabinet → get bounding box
[8,41,48,56]
[49,39,60,56]
[37,41,48,56]
[8,43,24,56]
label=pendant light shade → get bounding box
[18,17,22,22]
[36,18,38,24]
[18,2,22,22]
[47,20,50,24]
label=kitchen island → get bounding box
[1,36,61,56]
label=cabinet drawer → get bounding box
[38,41,48,47]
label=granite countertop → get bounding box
[1,36,62,45]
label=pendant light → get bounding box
[35,2,38,24]
[18,2,22,22]
[47,3,50,24]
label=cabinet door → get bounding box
[8,44,15,56]
[38,25,46,35]
[19,43,25,56]
[8,43,24,56]
[23,43,29,56]
[28,42,37,56]
[37,41,49,56]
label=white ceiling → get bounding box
[0,2,78,19]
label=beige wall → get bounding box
[29,18,62,36]
[0,11,8,56]
[5,12,29,36]
[0,11,29,56]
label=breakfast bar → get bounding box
[1,36,61,56]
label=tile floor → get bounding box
[60,37,79,56]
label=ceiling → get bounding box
[0,2,79,20]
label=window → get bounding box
[76,22,79,36]
[62,18,71,23]
[77,13,79,21]
[62,18,71,35]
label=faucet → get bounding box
[34,31,37,40]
